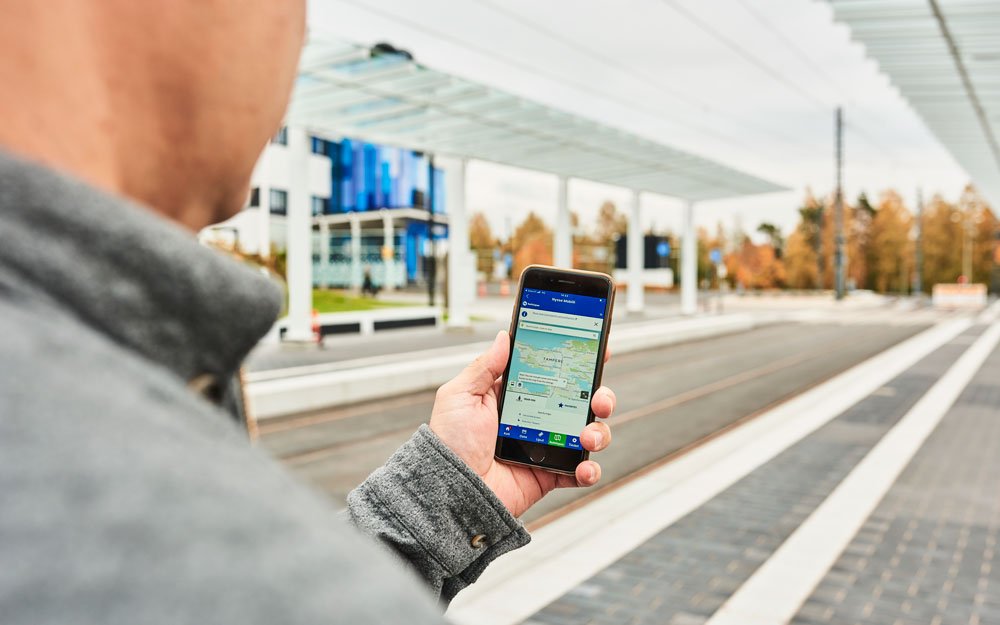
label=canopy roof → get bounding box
[831,0,1000,208]
[287,36,786,202]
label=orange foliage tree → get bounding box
[724,238,785,290]
[511,211,553,278]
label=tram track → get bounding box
[258,321,930,523]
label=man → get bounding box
[0,2,616,623]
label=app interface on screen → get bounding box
[499,288,607,451]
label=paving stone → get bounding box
[791,329,1000,625]
[526,327,983,625]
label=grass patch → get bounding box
[312,289,412,313]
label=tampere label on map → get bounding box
[500,326,598,435]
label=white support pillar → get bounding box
[256,148,271,260]
[443,157,471,329]
[681,200,697,315]
[626,190,644,314]
[382,211,395,292]
[318,220,330,289]
[349,212,362,292]
[554,176,572,268]
[285,127,313,341]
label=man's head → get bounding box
[0,0,306,230]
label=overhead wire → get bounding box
[732,0,911,169]
[470,0,820,158]
[659,0,913,169]
[331,0,818,163]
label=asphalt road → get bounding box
[259,321,928,525]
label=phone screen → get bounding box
[498,287,608,451]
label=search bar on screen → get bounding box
[518,320,598,340]
[521,309,603,332]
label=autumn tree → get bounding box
[783,190,824,289]
[724,238,785,290]
[756,222,784,258]
[868,190,912,293]
[511,211,553,278]
[849,193,876,290]
[783,229,818,289]
[468,212,497,276]
[921,194,962,288]
[595,201,628,244]
[961,185,999,285]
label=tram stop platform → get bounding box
[448,304,1000,625]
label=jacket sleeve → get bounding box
[346,424,531,603]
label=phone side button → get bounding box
[528,447,546,463]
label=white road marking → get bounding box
[706,319,1000,625]
[446,317,972,625]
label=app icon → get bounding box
[521,311,528,317]
[548,432,566,447]
[579,390,589,399]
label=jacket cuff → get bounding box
[347,424,530,601]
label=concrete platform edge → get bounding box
[248,313,761,420]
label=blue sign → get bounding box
[657,241,670,257]
[710,248,723,265]
[521,288,606,318]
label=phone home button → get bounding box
[528,447,546,463]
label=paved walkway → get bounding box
[447,307,1000,625]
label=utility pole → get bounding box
[913,188,924,295]
[960,193,977,284]
[834,107,846,300]
[962,204,974,285]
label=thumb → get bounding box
[454,331,509,396]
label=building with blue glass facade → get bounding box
[204,127,448,290]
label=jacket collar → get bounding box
[0,150,282,397]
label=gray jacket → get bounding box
[0,151,529,624]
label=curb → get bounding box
[248,313,761,420]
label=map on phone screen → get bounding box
[499,288,606,450]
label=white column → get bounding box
[681,200,697,315]
[256,148,271,259]
[626,190,644,314]
[382,211,396,292]
[349,212,362,292]
[285,127,313,341]
[553,176,572,268]
[443,157,471,328]
[318,220,330,289]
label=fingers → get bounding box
[603,345,612,364]
[575,460,602,487]
[590,386,616,419]
[581,421,611,452]
[450,331,510,396]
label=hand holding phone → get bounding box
[495,266,616,475]
[428,283,616,517]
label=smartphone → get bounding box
[495,265,615,475]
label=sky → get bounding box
[306,0,970,242]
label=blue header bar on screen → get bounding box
[521,288,607,318]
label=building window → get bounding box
[311,136,327,155]
[247,187,260,208]
[311,196,328,216]
[269,189,288,215]
[271,126,288,146]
